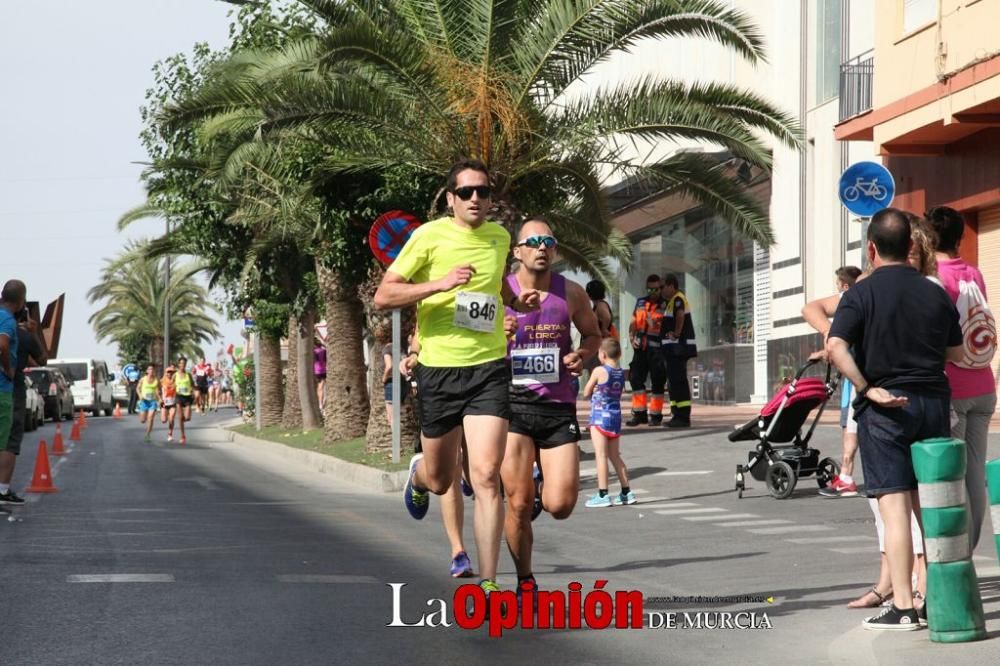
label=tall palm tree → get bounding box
[87,243,220,371]
[175,0,800,274]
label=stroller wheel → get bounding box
[816,457,841,489]
[766,461,797,499]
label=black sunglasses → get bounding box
[452,185,492,201]
[517,234,558,249]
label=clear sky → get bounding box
[0,0,243,368]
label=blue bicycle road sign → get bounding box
[838,161,895,217]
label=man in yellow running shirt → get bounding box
[375,158,539,597]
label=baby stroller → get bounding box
[729,359,840,499]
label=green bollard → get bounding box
[986,459,1000,566]
[912,437,986,643]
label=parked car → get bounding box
[49,358,113,417]
[109,371,130,407]
[23,375,45,432]
[25,367,76,422]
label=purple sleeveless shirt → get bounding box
[506,273,576,408]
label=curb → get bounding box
[220,427,409,493]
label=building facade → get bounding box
[836,0,1000,396]
[590,1,875,404]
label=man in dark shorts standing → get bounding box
[828,209,964,631]
[0,280,45,504]
[501,219,601,595]
[374,158,539,596]
[193,357,211,413]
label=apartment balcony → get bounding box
[838,51,873,123]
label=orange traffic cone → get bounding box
[26,441,58,493]
[79,410,88,428]
[53,423,65,450]
[69,421,81,442]
[113,403,122,419]
[50,435,66,456]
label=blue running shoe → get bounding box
[404,453,429,520]
[450,551,474,578]
[585,493,612,508]
[530,467,543,521]
[460,476,474,498]
[618,491,638,505]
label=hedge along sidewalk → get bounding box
[223,424,410,493]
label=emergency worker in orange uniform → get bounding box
[626,274,667,426]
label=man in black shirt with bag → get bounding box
[827,208,964,631]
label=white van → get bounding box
[49,358,114,417]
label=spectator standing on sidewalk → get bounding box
[803,266,862,498]
[124,362,141,415]
[925,205,998,549]
[827,208,964,631]
[0,280,42,504]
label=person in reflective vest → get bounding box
[626,274,667,426]
[660,273,697,428]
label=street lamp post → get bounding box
[163,219,171,371]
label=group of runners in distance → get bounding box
[135,356,224,444]
[374,158,634,600]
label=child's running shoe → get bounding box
[143,433,151,443]
[167,433,174,443]
[180,436,187,445]
[449,551,474,578]
[618,491,637,505]
[404,453,429,520]
[585,493,612,508]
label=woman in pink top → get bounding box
[926,206,998,549]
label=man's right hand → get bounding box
[631,336,641,349]
[437,264,476,291]
[866,387,909,408]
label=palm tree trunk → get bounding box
[257,333,284,427]
[359,265,419,455]
[149,337,165,376]
[281,314,303,430]
[316,261,368,441]
[296,309,322,430]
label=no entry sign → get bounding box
[369,211,421,266]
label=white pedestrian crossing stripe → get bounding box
[653,507,727,516]
[683,513,760,522]
[715,519,792,528]
[277,574,379,584]
[748,525,833,535]
[784,536,877,544]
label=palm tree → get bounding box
[173,0,800,278]
[88,242,220,372]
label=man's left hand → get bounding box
[563,352,583,376]
[515,289,541,312]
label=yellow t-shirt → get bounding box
[388,217,510,367]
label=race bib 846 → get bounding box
[453,291,498,333]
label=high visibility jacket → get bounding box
[630,296,666,350]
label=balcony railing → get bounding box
[839,51,874,122]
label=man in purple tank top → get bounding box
[502,219,602,597]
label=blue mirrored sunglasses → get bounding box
[517,234,558,249]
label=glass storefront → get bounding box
[622,209,756,403]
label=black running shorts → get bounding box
[177,395,194,408]
[509,403,581,449]
[414,359,511,438]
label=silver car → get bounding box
[23,375,45,432]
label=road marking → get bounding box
[714,519,792,527]
[748,525,833,535]
[173,476,219,491]
[784,536,877,544]
[653,507,727,516]
[277,574,379,584]
[653,470,714,477]
[635,502,700,510]
[683,513,760,522]
[67,574,175,583]
[829,546,881,554]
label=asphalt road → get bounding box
[3,410,1000,665]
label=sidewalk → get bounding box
[583,393,1000,433]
